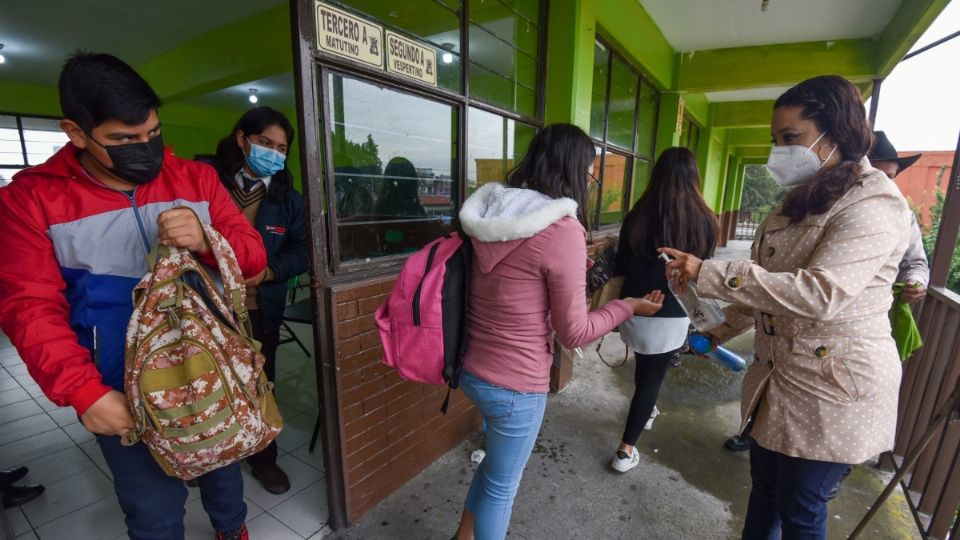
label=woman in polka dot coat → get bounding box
[661,76,911,539]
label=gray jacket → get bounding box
[898,214,929,286]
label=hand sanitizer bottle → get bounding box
[658,252,726,331]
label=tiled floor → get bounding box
[0,323,330,540]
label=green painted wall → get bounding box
[594,0,674,90]
[544,0,597,127]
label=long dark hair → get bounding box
[775,76,873,222]
[624,147,717,259]
[507,123,595,229]
[213,106,295,202]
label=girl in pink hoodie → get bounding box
[451,124,663,540]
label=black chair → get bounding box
[278,276,311,356]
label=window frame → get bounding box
[0,112,67,169]
[588,38,660,232]
[309,0,548,275]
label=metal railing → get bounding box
[886,287,960,539]
[734,209,769,240]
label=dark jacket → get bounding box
[208,153,310,334]
[616,214,715,319]
[248,185,309,334]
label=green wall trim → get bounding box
[654,92,682,158]
[873,0,951,76]
[137,5,292,103]
[682,93,709,126]
[0,82,61,117]
[544,0,597,128]
[726,127,772,148]
[676,38,874,92]
[735,147,772,159]
[712,100,774,128]
[595,0,674,90]
[697,126,727,212]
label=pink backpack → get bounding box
[375,232,472,411]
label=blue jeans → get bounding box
[742,439,850,540]
[460,371,547,540]
[98,435,247,540]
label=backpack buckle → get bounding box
[257,381,275,396]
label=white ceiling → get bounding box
[181,72,296,110]
[705,85,793,102]
[640,0,902,52]
[0,0,286,86]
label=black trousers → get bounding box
[621,350,679,446]
[247,310,280,468]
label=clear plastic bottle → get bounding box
[658,252,726,331]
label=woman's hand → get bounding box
[659,247,703,293]
[625,290,665,316]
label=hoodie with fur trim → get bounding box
[459,183,633,393]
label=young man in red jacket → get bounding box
[0,53,267,540]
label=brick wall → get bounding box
[331,277,481,523]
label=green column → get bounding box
[544,0,597,129]
[654,92,682,157]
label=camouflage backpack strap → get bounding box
[196,221,253,338]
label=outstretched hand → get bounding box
[625,290,665,316]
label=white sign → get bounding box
[385,30,438,87]
[315,1,383,68]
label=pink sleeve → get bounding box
[542,220,633,348]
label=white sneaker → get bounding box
[611,447,640,472]
[644,406,660,431]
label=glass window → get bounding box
[606,57,638,150]
[680,116,700,157]
[21,117,68,166]
[0,168,22,186]
[636,81,659,159]
[469,0,540,117]
[0,115,24,167]
[466,107,536,194]
[333,0,463,92]
[599,151,629,225]
[589,43,609,141]
[0,114,69,170]
[328,73,458,262]
[588,41,660,229]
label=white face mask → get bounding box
[766,132,837,187]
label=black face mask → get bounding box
[89,134,165,185]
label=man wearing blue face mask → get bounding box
[212,107,308,495]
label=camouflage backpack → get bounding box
[123,220,283,479]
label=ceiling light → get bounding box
[441,43,455,65]
[248,88,258,104]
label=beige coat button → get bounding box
[815,346,829,358]
[728,276,743,288]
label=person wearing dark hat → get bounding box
[870,131,928,304]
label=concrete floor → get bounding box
[331,330,919,540]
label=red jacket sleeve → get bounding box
[194,164,267,278]
[0,183,111,415]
